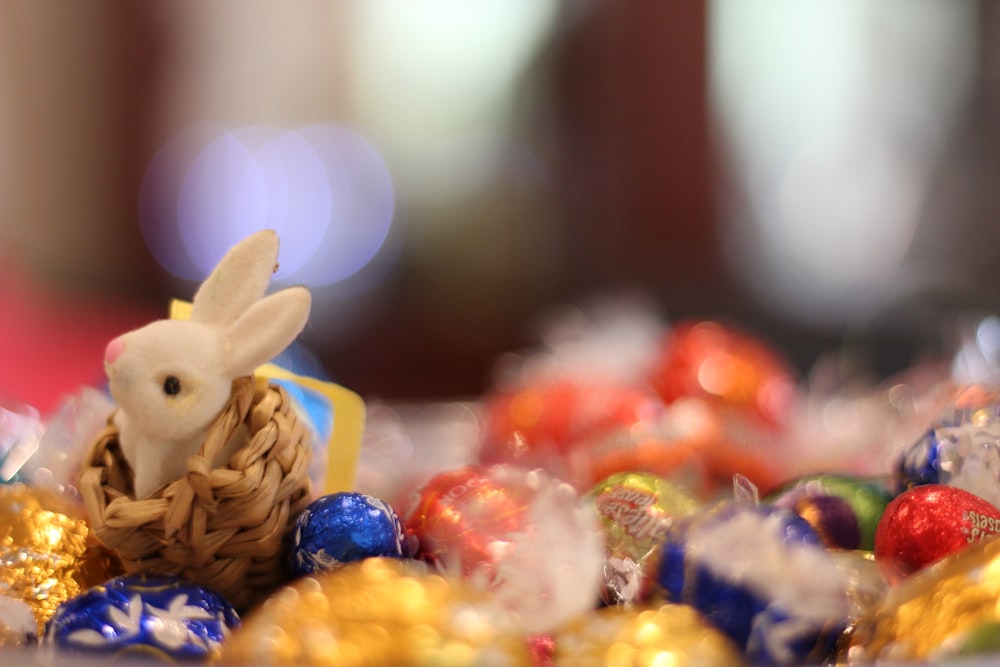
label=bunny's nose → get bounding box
[104,337,125,365]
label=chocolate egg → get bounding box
[289,492,410,577]
[647,320,797,428]
[656,502,849,665]
[480,378,671,489]
[767,474,894,550]
[221,557,530,666]
[45,573,239,660]
[554,601,745,666]
[874,483,1000,583]
[587,471,699,604]
[405,464,604,634]
[851,537,1000,661]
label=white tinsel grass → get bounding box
[688,506,850,626]
[439,466,606,635]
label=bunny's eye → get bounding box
[163,375,182,396]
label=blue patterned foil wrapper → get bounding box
[656,503,849,666]
[289,492,410,577]
[896,385,1000,508]
[44,574,239,661]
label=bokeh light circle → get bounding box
[140,123,396,288]
[296,124,395,286]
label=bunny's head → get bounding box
[105,230,311,499]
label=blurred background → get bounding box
[1,0,999,414]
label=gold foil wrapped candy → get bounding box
[553,601,746,666]
[0,483,120,634]
[221,557,532,666]
[850,536,1000,662]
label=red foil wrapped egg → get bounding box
[874,484,1000,584]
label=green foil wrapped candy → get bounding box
[767,474,893,551]
[587,471,699,604]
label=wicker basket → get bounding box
[79,376,313,611]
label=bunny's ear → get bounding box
[192,230,280,325]
[222,286,311,377]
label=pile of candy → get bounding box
[7,297,1000,666]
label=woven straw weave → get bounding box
[79,376,312,611]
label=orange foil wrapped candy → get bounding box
[406,465,532,576]
[481,378,671,486]
[647,320,797,427]
[645,320,798,495]
[405,465,604,634]
[0,484,121,634]
[221,557,531,666]
[481,378,727,498]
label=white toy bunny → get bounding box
[103,230,311,499]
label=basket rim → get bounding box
[78,375,313,610]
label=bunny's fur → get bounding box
[105,230,311,499]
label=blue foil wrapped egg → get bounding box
[896,385,1000,508]
[656,503,849,665]
[289,492,410,577]
[44,574,239,661]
